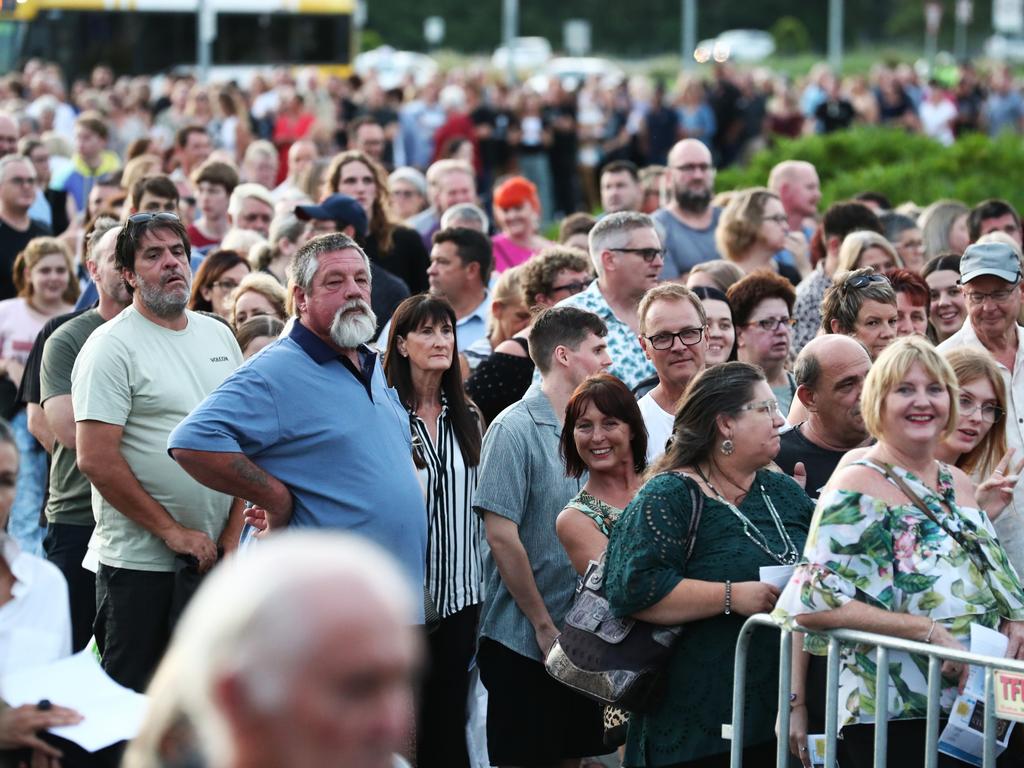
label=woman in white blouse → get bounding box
[383,294,484,768]
[0,419,81,764]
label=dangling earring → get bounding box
[720,438,735,456]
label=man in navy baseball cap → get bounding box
[295,194,368,240]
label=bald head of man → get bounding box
[666,139,715,215]
[128,532,421,768]
[768,160,821,224]
[794,334,872,451]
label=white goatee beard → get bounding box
[330,299,377,348]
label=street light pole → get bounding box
[502,0,518,85]
[681,0,696,71]
[828,0,843,73]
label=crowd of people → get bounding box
[3,51,1024,768]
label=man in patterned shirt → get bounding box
[555,211,660,389]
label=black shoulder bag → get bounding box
[544,473,703,713]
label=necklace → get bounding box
[693,464,801,566]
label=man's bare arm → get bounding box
[170,448,294,529]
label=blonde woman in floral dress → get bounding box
[774,337,1024,768]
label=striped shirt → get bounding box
[410,402,483,618]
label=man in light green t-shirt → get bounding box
[71,213,242,692]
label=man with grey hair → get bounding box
[409,159,477,248]
[72,213,243,691]
[440,202,489,232]
[169,233,427,615]
[227,182,275,239]
[123,531,422,768]
[0,112,17,157]
[554,210,661,388]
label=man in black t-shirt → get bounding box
[0,155,51,300]
[776,335,872,500]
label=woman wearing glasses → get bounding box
[820,267,899,360]
[715,187,803,286]
[775,338,1024,768]
[188,249,251,321]
[726,270,798,415]
[605,362,813,767]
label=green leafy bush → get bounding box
[771,16,810,55]
[717,128,1024,212]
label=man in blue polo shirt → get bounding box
[167,232,427,609]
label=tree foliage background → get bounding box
[364,0,994,56]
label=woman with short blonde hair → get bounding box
[835,230,902,275]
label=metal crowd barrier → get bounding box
[727,613,1024,768]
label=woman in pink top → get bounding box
[0,236,77,558]
[490,176,552,273]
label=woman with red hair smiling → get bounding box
[490,176,553,273]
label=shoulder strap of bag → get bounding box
[879,463,990,576]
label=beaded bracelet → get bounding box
[724,580,732,615]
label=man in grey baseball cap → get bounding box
[938,240,1024,573]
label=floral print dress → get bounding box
[773,460,1024,727]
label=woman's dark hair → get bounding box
[921,251,962,278]
[649,362,765,476]
[189,249,250,313]
[383,295,481,467]
[560,374,647,479]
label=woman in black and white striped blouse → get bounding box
[383,294,484,768]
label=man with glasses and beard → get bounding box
[168,232,428,618]
[653,138,722,280]
[71,212,243,692]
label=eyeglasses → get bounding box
[737,399,784,419]
[745,316,795,332]
[958,395,1004,423]
[390,189,419,198]
[645,326,704,350]
[550,278,593,295]
[961,282,1020,305]
[213,280,241,291]
[762,214,789,226]
[842,273,890,291]
[672,162,713,174]
[608,247,664,263]
[128,212,180,225]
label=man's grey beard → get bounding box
[330,299,378,348]
[674,185,713,214]
[135,271,190,319]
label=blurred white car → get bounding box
[985,34,1024,61]
[492,36,552,73]
[694,29,775,64]
[355,46,439,89]
[526,56,625,92]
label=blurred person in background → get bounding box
[188,249,251,320]
[229,272,287,329]
[922,253,965,343]
[490,176,551,273]
[235,315,284,360]
[880,211,926,273]
[919,199,970,259]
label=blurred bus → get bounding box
[0,0,355,80]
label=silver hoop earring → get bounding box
[720,439,735,456]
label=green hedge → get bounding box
[717,128,1024,212]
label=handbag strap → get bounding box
[878,463,990,576]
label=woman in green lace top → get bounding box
[605,362,813,767]
[773,337,1024,768]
